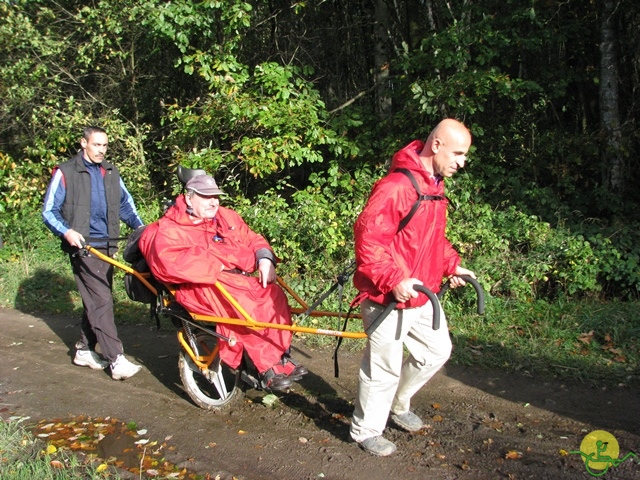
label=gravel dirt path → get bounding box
[1,308,639,479]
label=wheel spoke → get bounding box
[209,364,229,400]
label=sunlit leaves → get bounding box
[0,0,158,221]
[406,19,542,119]
[32,415,198,479]
[134,0,252,59]
[163,62,357,179]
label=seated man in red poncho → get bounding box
[138,174,307,390]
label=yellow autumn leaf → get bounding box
[96,463,109,473]
[46,444,57,454]
[505,450,523,460]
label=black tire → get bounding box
[178,331,244,410]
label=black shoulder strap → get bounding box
[395,168,445,233]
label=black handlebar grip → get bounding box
[437,275,485,315]
[412,284,441,329]
[365,284,441,336]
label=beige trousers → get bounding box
[350,299,452,442]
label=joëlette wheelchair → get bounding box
[80,166,484,411]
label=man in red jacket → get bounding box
[139,175,306,391]
[350,119,476,456]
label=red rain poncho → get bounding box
[139,195,292,373]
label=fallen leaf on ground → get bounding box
[505,450,523,460]
[577,331,594,344]
[262,393,278,407]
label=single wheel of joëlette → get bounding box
[178,330,244,410]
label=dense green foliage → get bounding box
[1,0,640,309]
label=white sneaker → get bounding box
[358,436,397,456]
[110,354,142,380]
[391,411,424,432]
[74,349,108,370]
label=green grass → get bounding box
[0,417,120,480]
[445,292,640,388]
[1,235,639,389]
[0,236,149,322]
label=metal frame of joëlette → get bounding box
[85,245,367,340]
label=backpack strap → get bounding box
[394,168,445,233]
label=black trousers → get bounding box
[69,249,123,363]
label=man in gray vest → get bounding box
[43,126,144,380]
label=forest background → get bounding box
[0,0,639,387]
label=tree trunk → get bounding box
[374,0,392,117]
[600,0,624,193]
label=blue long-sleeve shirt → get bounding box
[42,157,143,242]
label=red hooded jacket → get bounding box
[138,195,292,373]
[353,140,461,308]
